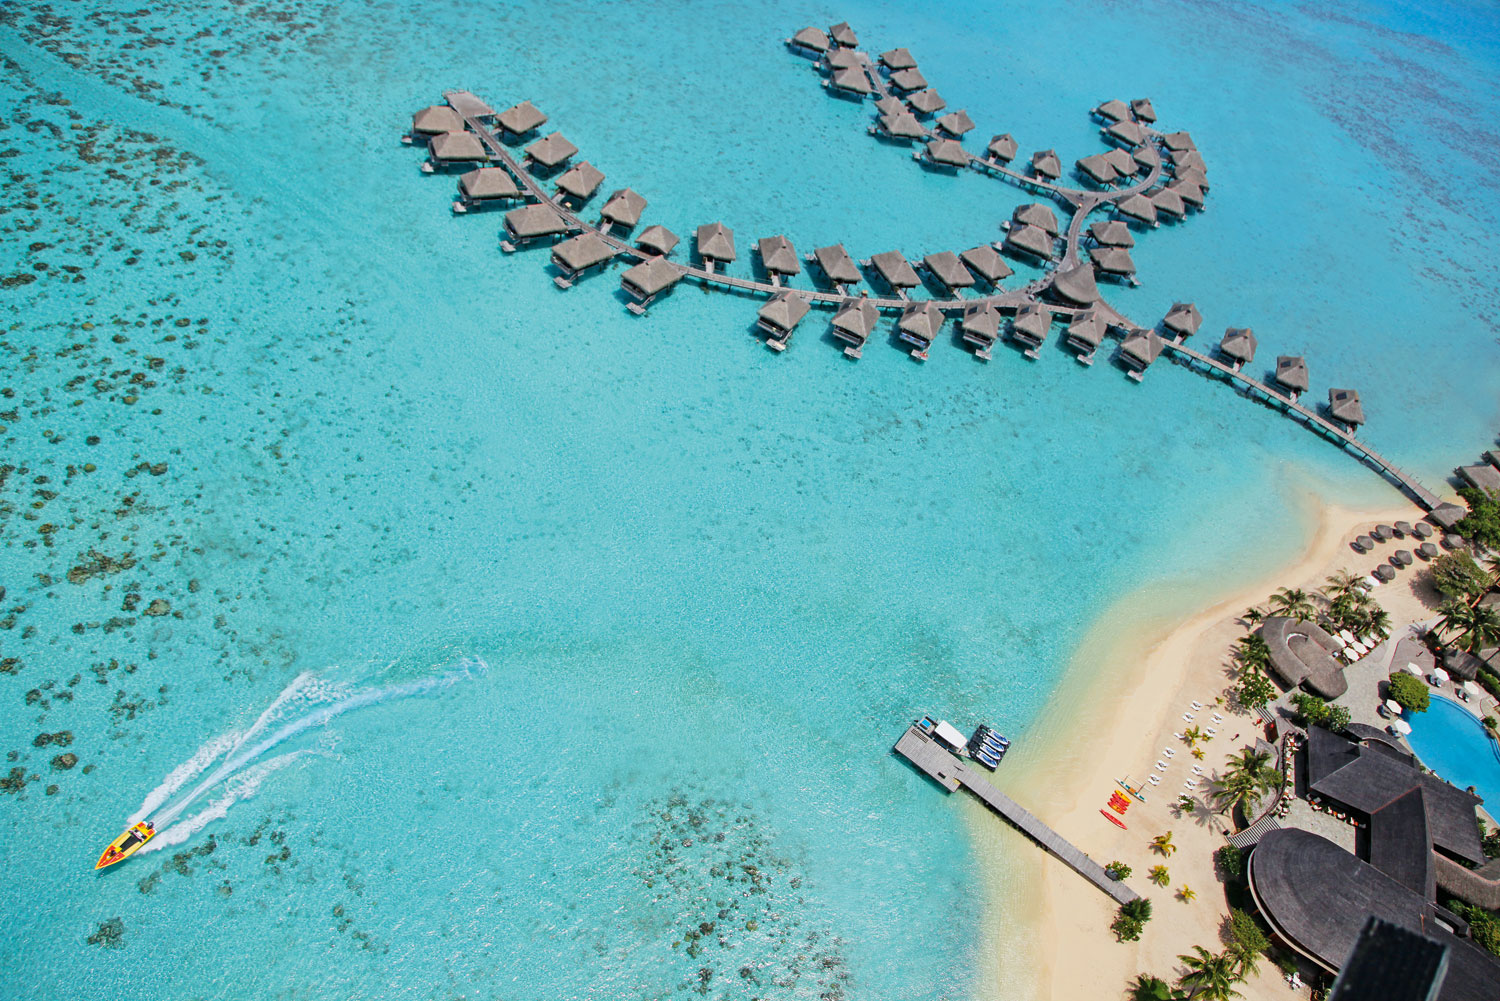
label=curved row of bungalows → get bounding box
[523,132,578,174]
[501,203,576,253]
[918,138,970,170]
[695,223,735,272]
[961,301,1003,359]
[1065,309,1107,365]
[1008,304,1052,359]
[1117,328,1165,381]
[599,188,648,233]
[754,235,801,283]
[757,291,812,351]
[1162,302,1202,341]
[636,224,679,257]
[1218,326,1257,369]
[907,89,946,117]
[453,166,522,213]
[496,100,548,142]
[551,232,617,289]
[554,161,604,208]
[919,251,974,294]
[898,301,946,360]
[831,298,880,358]
[621,257,683,314]
[808,244,862,292]
[863,250,920,297]
[423,130,487,173]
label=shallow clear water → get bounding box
[1405,695,1500,811]
[1,1,1498,998]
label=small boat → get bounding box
[1099,809,1128,829]
[972,747,1002,770]
[95,821,155,870]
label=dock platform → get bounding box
[894,724,1139,905]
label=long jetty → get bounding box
[416,20,1448,518]
[893,724,1139,905]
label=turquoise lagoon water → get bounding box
[1405,696,1500,813]
[2,1,1500,998]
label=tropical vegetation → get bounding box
[1148,864,1170,887]
[1128,973,1186,1001]
[1177,885,1196,902]
[1225,909,1270,976]
[1291,692,1351,732]
[1448,900,1500,957]
[1267,587,1315,622]
[1428,550,1493,602]
[1151,831,1176,857]
[1386,671,1430,713]
[1455,485,1500,551]
[1234,670,1276,711]
[1176,945,1245,1000]
[1112,896,1153,942]
[1213,844,1244,879]
[1105,860,1132,881]
[1211,748,1279,816]
[1438,598,1500,655]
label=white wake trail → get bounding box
[128,731,240,825]
[140,751,314,852]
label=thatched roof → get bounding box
[1076,153,1119,184]
[459,167,519,200]
[445,91,494,119]
[925,138,970,167]
[504,203,569,239]
[1089,220,1134,247]
[1133,145,1158,171]
[1103,147,1137,176]
[1011,304,1051,342]
[813,244,862,285]
[1050,264,1100,305]
[922,251,974,288]
[1120,328,1164,368]
[936,109,976,136]
[1094,99,1130,122]
[1162,130,1196,151]
[695,222,736,262]
[1167,179,1205,207]
[555,161,604,200]
[601,188,648,227]
[1175,165,1209,190]
[960,244,1012,282]
[1130,98,1157,122]
[621,257,682,297]
[756,235,800,275]
[1275,355,1310,392]
[987,133,1018,161]
[889,68,928,92]
[412,105,462,135]
[1172,149,1207,173]
[899,301,945,342]
[1329,388,1365,426]
[1088,246,1135,275]
[1115,193,1157,224]
[830,66,873,95]
[832,298,879,337]
[552,232,615,272]
[497,100,547,135]
[1013,202,1060,235]
[875,96,905,117]
[880,47,917,69]
[961,301,1001,339]
[1151,186,1187,218]
[1259,615,1347,698]
[907,89,947,115]
[791,26,831,52]
[525,132,578,167]
[878,111,925,139]
[429,131,486,162]
[1066,310,1106,348]
[1030,149,1062,179]
[870,250,919,287]
[1106,120,1147,146]
[1002,223,1054,259]
[635,224,679,257]
[829,21,858,47]
[825,47,861,70]
[1163,301,1202,337]
[758,292,811,334]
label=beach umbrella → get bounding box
[1376,524,1395,540]
[1384,699,1403,715]
[1374,564,1396,581]
[1464,681,1483,697]
[1390,718,1413,736]
[1404,663,1423,676]
[1432,667,1450,685]
[1444,533,1465,549]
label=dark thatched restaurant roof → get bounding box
[1220,326,1257,364]
[880,47,917,69]
[620,257,681,297]
[1089,220,1135,247]
[429,131,486,162]
[635,224,679,257]
[601,188,648,227]
[960,244,1012,283]
[412,105,462,135]
[1050,263,1100,305]
[695,222,736,263]
[907,89,946,115]
[1163,301,1202,337]
[925,138,970,167]
[936,109,976,137]
[1275,355,1310,393]
[459,167,520,200]
[1329,388,1365,426]
[869,250,920,288]
[756,235,801,275]
[497,100,547,135]
[556,161,605,200]
[552,232,616,272]
[525,132,578,167]
[1002,223,1055,259]
[813,244,862,285]
[987,134,1018,162]
[1258,615,1347,698]
[922,251,974,288]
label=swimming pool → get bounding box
[1404,695,1500,813]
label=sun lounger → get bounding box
[1205,727,1217,737]
[1148,775,1161,786]
[1163,748,1175,757]
[1155,761,1168,771]
[1211,713,1224,723]
[1192,765,1204,775]
[1173,732,1186,740]
[1183,780,1196,789]
[1183,713,1194,721]
[1191,701,1203,710]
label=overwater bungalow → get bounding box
[1002,223,1055,261]
[755,235,801,280]
[889,68,928,93]
[1102,147,1138,178]
[1093,98,1131,122]
[875,95,905,117]
[1012,203,1060,235]
[987,134,1018,163]
[788,26,831,55]
[867,250,920,295]
[827,66,873,97]
[1176,165,1209,190]
[501,203,572,252]
[898,301,946,359]
[620,257,682,313]
[600,188,648,231]
[1171,149,1207,174]
[960,244,1012,284]
[445,91,496,123]
[1076,153,1119,186]
[425,130,487,173]
[1009,304,1052,358]
[936,109,976,137]
[1458,464,1500,495]
[1105,120,1147,147]
[1118,328,1164,380]
[1162,130,1196,151]
[550,232,616,288]
[921,251,975,292]
[831,298,880,358]
[1049,264,1101,306]
[408,105,462,144]
[1062,310,1104,365]
[810,244,862,289]
[907,89,947,116]
[829,21,858,47]
[1167,179,1205,208]
[695,222,736,272]
[555,161,605,204]
[1162,302,1202,340]
[1115,193,1158,225]
[874,110,925,141]
[1089,246,1136,281]
[1132,145,1158,172]
[757,291,812,351]
[921,138,970,169]
[1328,388,1365,430]
[1274,355,1310,400]
[1030,149,1062,180]
[1151,186,1187,220]
[453,167,521,213]
[961,301,1002,358]
[635,224,679,257]
[1130,98,1157,122]
[1089,220,1134,247]
[496,100,547,140]
[880,47,917,69]
[524,132,578,171]
[824,47,861,72]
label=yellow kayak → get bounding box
[95,821,154,870]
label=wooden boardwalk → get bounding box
[893,725,1139,905]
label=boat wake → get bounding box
[130,656,484,853]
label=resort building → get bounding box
[1259,615,1350,699]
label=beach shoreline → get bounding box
[967,486,1441,1001]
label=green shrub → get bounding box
[1112,897,1153,942]
[1387,672,1430,713]
[1428,549,1492,601]
[1455,486,1500,551]
[1479,670,1500,701]
[1449,900,1500,957]
[1105,861,1132,881]
[1236,670,1277,711]
[1214,844,1244,879]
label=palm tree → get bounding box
[1232,634,1271,673]
[1192,747,1205,760]
[1439,600,1500,654]
[1322,570,1364,603]
[1368,606,1392,637]
[1241,606,1265,626]
[1175,794,1196,816]
[1178,885,1197,902]
[1176,946,1245,1001]
[1151,831,1176,857]
[1212,748,1278,816]
[1268,587,1316,621]
[1183,725,1206,746]
[1129,974,1187,1001]
[1149,864,1171,887]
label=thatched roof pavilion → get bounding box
[695,222,736,264]
[1275,355,1310,394]
[924,138,970,167]
[430,131,486,163]
[1162,131,1196,151]
[922,251,975,289]
[936,109,976,137]
[889,68,928,92]
[1076,154,1119,185]
[961,301,1002,346]
[757,292,812,340]
[525,132,578,168]
[1013,202,1060,235]
[878,111,925,140]
[907,89,946,115]
[635,224,679,257]
[1094,99,1130,122]
[1010,304,1052,347]
[869,250,919,288]
[1066,310,1106,350]
[620,257,681,300]
[1089,246,1136,276]
[829,21,858,47]
[1130,98,1157,122]
[1172,149,1207,173]
[831,298,879,343]
[1103,147,1137,177]
[1220,327,1257,366]
[1002,223,1054,259]
[497,100,547,136]
[756,235,801,276]
[412,105,462,136]
[551,232,615,274]
[790,26,831,53]
[829,66,873,96]
[459,167,520,200]
[1329,388,1365,427]
[960,244,1012,283]
[813,244,862,285]
[1119,328,1164,371]
[556,161,605,200]
[1089,220,1134,247]
[504,203,569,240]
[898,300,946,348]
[1106,120,1147,146]
[1116,193,1157,224]
[880,47,917,69]
[1168,179,1205,207]
[601,188,648,228]
[1151,186,1187,219]
[1163,302,1202,339]
[1030,149,1062,179]
[1050,263,1100,305]
[987,134,1018,162]
[825,47,861,71]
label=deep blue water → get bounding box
[1,1,1498,998]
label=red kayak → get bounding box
[1099,809,1127,829]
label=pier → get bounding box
[413,20,1450,519]
[893,724,1139,906]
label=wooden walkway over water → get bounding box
[894,724,1139,905]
